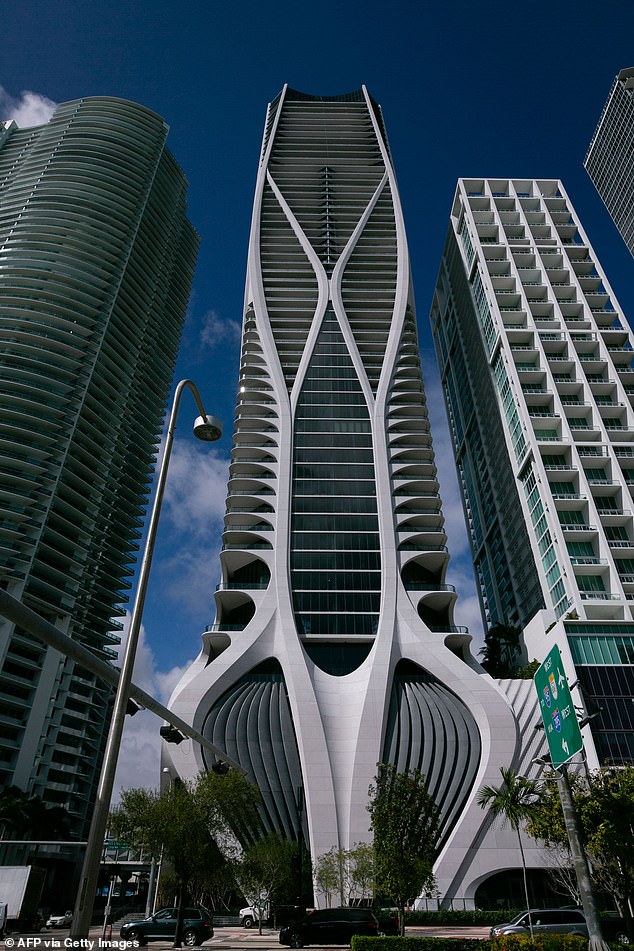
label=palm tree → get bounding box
[479,624,521,677]
[477,767,539,939]
[0,786,71,853]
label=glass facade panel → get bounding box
[290,310,381,637]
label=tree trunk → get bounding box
[173,879,185,948]
[515,826,534,940]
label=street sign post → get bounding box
[534,644,583,767]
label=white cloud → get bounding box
[199,309,241,353]
[157,539,221,617]
[112,614,195,799]
[163,441,229,536]
[0,86,56,127]
[149,441,229,614]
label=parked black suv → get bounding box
[279,907,378,948]
[120,907,214,946]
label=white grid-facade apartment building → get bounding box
[432,177,634,767]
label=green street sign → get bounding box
[534,644,583,767]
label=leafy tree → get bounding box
[581,767,634,927]
[194,767,263,851]
[523,768,582,906]
[187,852,237,913]
[347,842,375,905]
[156,870,180,909]
[525,766,634,939]
[314,848,341,908]
[237,833,297,934]
[477,767,539,938]
[367,764,440,935]
[514,660,540,680]
[313,843,375,908]
[110,770,261,946]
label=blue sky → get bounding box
[2,0,634,791]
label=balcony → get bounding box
[559,523,596,532]
[427,624,469,633]
[569,556,607,566]
[578,592,621,601]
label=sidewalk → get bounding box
[3,923,489,951]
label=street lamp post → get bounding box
[70,380,221,939]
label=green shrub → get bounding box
[491,937,622,951]
[405,910,521,926]
[491,936,588,951]
[352,940,493,951]
[352,937,618,951]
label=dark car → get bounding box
[274,906,306,928]
[490,908,588,939]
[279,907,378,948]
[120,907,214,946]
[375,907,399,936]
[601,913,632,945]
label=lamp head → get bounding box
[193,414,222,442]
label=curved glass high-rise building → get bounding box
[168,86,541,906]
[0,98,197,838]
[585,67,634,258]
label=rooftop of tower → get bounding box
[284,87,366,102]
[273,85,390,159]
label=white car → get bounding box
[46,912,72,928]
[239,906,267,928]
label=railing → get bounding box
[208,622,248,631]
[221,542,272,550]
[560,523,596,531]
[569,557,607,565]
[215,582,269,591]
[578,592,621,600]
[404,583,456,593]
[427,624,469,633]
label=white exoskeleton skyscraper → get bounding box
[168,87,543,906]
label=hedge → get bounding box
[404,911,522,926]
[351,936,619,951]
[352,939,490,951]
